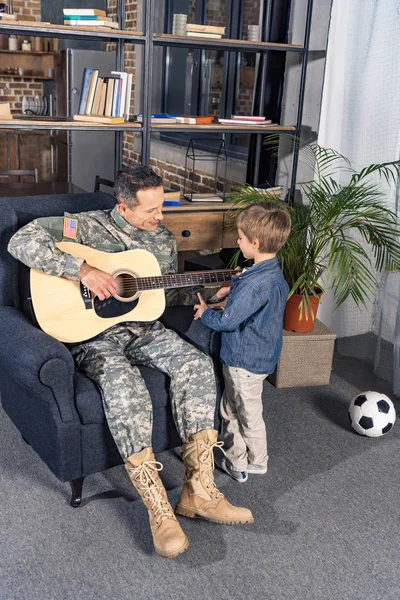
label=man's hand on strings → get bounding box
[80,263,118,301]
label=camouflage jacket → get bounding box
[7,206,218,332]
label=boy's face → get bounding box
[237,228,258,259]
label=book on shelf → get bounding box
[218,118,275,126]
[186,32,222,39]
[185,193,224,203]
[104,78,114,116]
[63,15,112,21]
[64,20,119,29]
[176,116,214,124]
[77,67,94,115]
[111,71,128,118]
[63,9,107,17]
[135,114,178,124]
[231,115,270,122]
[84,69,99,115]
[73,114,125,124]
[111,77,120,117]
[186,24,225,35]
[91,77,104,116]
[98,79,108,116]
[124,73,133,121]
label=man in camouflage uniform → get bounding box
[8,164,253,559]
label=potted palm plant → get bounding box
[228,144,400,332]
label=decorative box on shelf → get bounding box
[268,319,337,388]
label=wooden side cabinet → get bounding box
[162,202,237,251]
[0,130,58,182]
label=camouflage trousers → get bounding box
[70,321,216,460]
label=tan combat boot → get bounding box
[125,447,189,558]
[175,429,254,524]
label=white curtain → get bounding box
[317,0,400,339]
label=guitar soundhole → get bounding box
[93,270,140,319]
[114,272,138,301]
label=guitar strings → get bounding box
[115,271,236,292]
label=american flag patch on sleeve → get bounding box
[63,217,78,239]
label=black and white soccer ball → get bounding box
[348,391,396,437]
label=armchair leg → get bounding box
[70,477,85,508]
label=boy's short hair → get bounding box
[236,202,291,254]
[114,164,163,208]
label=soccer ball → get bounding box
[348,391,396,437]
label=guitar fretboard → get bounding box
[136,270,237,291]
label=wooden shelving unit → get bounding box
[0,0,314,200]
[0,21,145,43]
[0,75,54,80]
[0,49,55,55]
[0,119,142,131]
[0,48,56,82]
[153,33,304,53]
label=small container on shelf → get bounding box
[8,35,17,51]
[21,40,32,52]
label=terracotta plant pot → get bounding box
[283,291,322,333]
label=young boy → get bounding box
[194,202,291,482]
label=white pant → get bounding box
[220,364,269,472]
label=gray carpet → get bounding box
[1,369,399,600]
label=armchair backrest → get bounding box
[0,192,115,309]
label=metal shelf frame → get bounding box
[0,0,314,201]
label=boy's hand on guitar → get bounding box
[194,293,209,320]
[215,266,242,301]
[79,262,118,301]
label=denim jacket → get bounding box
[201,257,289,374]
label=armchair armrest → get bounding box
[0,306,77,422]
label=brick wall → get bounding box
[0,0,43,113]
[123,148,242,195]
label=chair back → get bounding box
[0,168,39,183]
[0,192,115,308]
[94,175,114,193]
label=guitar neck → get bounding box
[136,270,237,291]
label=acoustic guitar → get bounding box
[30,241,236,343]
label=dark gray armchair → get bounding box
[0,192,222,507]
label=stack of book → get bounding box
[186,24,225,39]
[63,8,119,29]
[74,68,133,124]
[218,115,274,126]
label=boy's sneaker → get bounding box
[215,455,248,483]
[246,464,268,475]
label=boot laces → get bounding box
[200,441,225,499]
[128,460,173,525]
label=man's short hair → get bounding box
[236,202,291,254]
[114,164,163,207]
